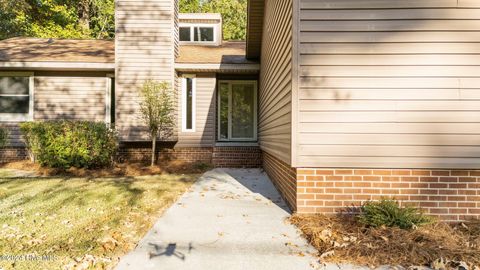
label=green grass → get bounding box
[0,170,197,270]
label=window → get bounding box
[0,73,33,122]
[179,27,191,42]
[179,25,215,43]
[182,75,196,132]
[194,27,214,42]
[218,81,257,141]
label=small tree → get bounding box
[138,80,175,166]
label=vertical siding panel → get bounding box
[298,0,480,169]
[115,0,175,141]
[259,0,293,165]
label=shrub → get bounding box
[20,121,117,169]
[0,127,8,148]
[358,198,434,229]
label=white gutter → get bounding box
[0,61,115,71]
[175,63,260,72]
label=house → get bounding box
[1,0,480,221]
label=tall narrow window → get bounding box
[217,81,257,141]
[182,75,196,132]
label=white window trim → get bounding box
[0,72,34,122]
[105,74,114,125]
[181,75,196,132]
[179,23,217,44]
[217,80,258,142]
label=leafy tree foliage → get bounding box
[138,80,175,166]
[0,0,115,40]
[0,0,246,40]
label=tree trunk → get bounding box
[78,0,91,32]
[151,134,156,167]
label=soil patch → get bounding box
[0,160,212,177]
[290,214,480,268]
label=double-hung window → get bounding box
[182,75,196,132]
[0,72,34,122]
[179,25,215,43]
[218,81,257,142]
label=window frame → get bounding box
[0,72,34,122]
[106,74,115,126]
[181,74,196,133]
[178,23,217,44]
[217,80,258,142]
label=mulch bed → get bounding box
[290,214,480,269]
[0,160,212,177]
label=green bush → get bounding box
[0,127,8,148]
[358,198,434,229]
[20,121,117,169]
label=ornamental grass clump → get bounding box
[358,198,434,229]
[20,121,117,169]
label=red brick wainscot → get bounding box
[0,147,28,163]
[263,152,297,211]
[119,143,262,168]
[296,169,480,222]
[213,147,262,168]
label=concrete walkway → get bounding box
[116,168,320,270]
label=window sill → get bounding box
[215,142,259,147]
[0,114,32,122]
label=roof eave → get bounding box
[0,61,115,71]
[175,63,260,73]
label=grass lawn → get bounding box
[0,170,198,270]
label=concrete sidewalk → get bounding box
[115,168,320,270]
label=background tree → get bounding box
[0,0,246,40]
[0,0,115,40]
[138,80,175,166]
[179,0,201,13]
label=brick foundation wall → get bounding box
[0,147,28,163]
[118,144,262,168]
[263,152,297,211]
[213,147,262,168]
[118,146,213,164]
[0,144,262,168]
[297,169,480,222]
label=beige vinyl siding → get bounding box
[115,0,175,141]
[34,76,106,121]
[297,0,480,169]
[0,123,22,147]
[174,0,179,59]
[3,73,107,146]
[176,73,216,147]
[258,0,293,165]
